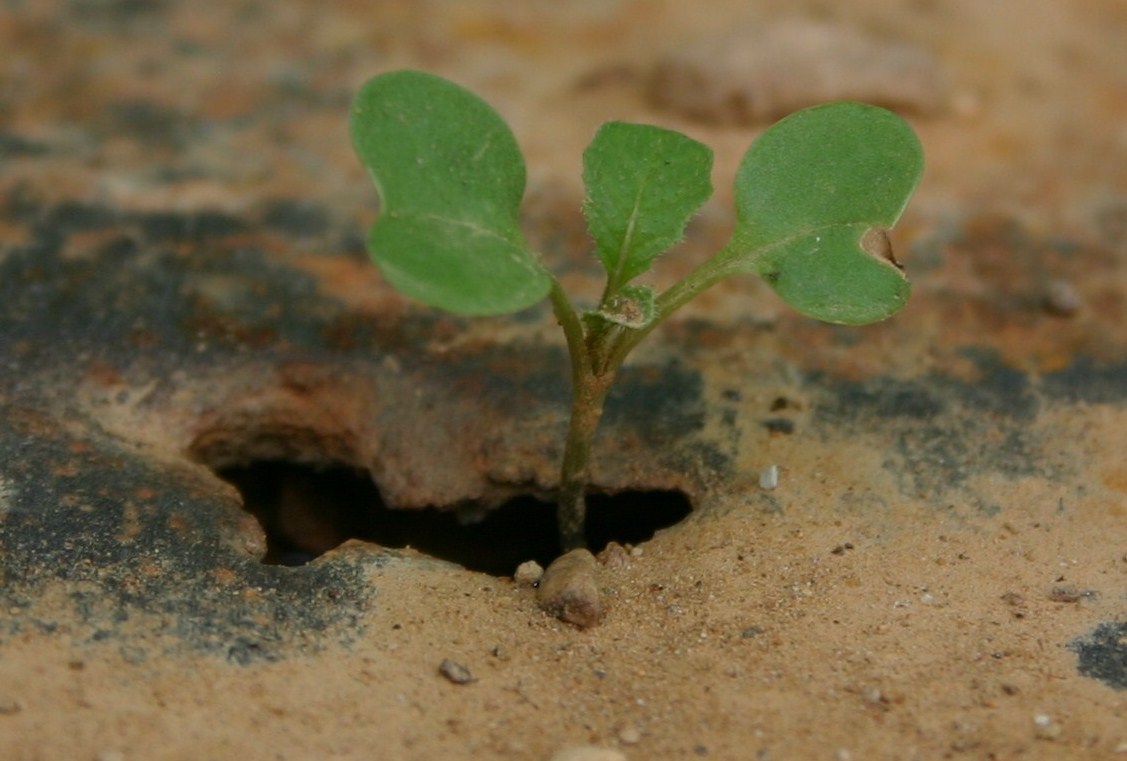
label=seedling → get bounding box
[350,70,923,552]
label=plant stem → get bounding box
[549,279,630,551]
[545,240,754,551]
[549,280,590,387]
[555,365,616,550]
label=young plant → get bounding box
[350,70,923,552]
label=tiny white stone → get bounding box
[759,464,779,490]
[1033,713,1061,739]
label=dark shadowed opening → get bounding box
[216,460,692,576]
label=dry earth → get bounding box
[3,1,1127,760]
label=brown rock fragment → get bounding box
[1048,585,1095,603]
[536,549,603,628]
[513,559,545,586]
[596,541,630,568]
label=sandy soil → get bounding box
[3,1,1127,759]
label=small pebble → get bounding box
[618,725,642,745]
[759,465,779,490]
[438,659,475,685]
[1033,713,1062,740]
[537,549,603,628]
[597,541,630,568]
[1044,279,1082,317]
[0,698,22,715]
[514,559,545,586]
[1048,585,1095,603]
[549,747,627,761]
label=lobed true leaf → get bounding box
[582,122,713,295]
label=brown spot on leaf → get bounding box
[861,228,903,270]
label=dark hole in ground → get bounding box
[217,460,692,576]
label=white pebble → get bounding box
[1033,713,1061,740]
[759,464,779,490]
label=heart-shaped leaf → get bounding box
[350,70,551,315]
[723,102,923,324]
[583,122,712,294]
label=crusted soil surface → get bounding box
[3,2,1127,760]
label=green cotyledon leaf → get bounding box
[350,70,551,315]
[582,122,713,295]
[722,101,923,325]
